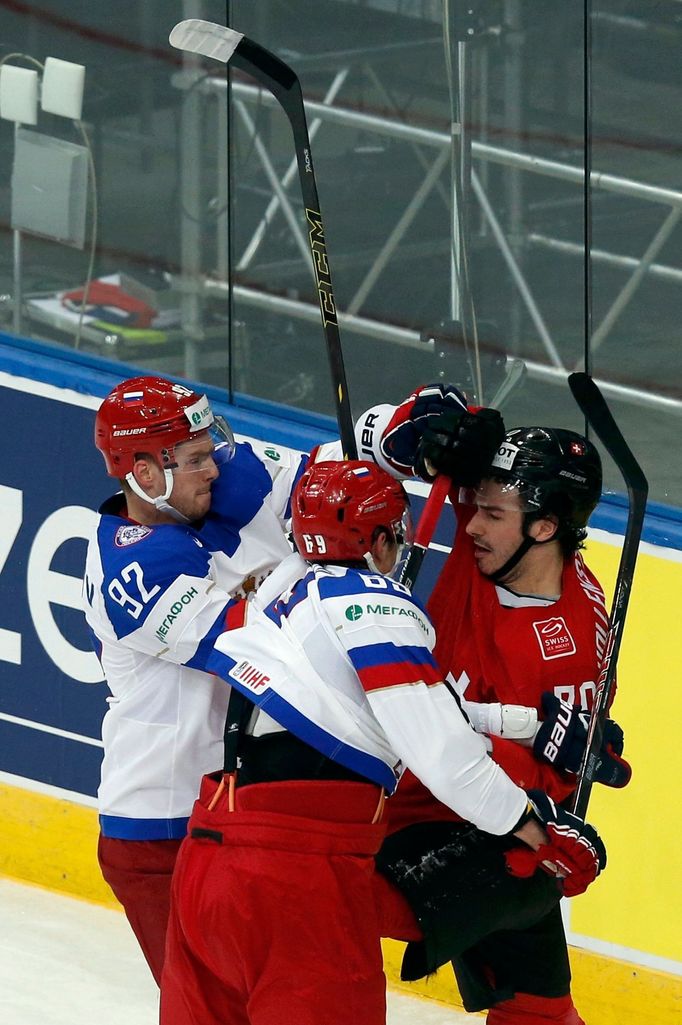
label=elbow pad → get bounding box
[462,700,538,745]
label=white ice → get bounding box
[0,876,474,1024]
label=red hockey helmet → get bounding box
[95,376,234,478]
[292,460,410,563]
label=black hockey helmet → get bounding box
[489,427,602,530]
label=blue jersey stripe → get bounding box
[185,600,241,672]
[100,814,189,840]
[262,571,315,625]
[206,648,398,793]
[348,640,438,671]
[317,573,394,600]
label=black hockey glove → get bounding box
[505,790,607,897]
[380,383,468,476]
[416,407,505,485]
[533,692,631,788]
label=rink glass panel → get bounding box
[0,2,679,505]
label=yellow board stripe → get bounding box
[382,940,682,1024]
[2,781,681,1022]
[0,782,114,907]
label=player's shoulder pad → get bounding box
[97,515,211,585]
[317,568,435,643]
[208,439,275,529]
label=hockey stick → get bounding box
[398,473,450,590]
[169,19,357,459]
[568,371,648,819]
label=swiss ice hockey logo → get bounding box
[114,524,152,547]
[532,617,576,660]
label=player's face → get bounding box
[464,479,525,578]
[168,433,220,520]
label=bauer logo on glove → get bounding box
[380,383,469,476]
[533,692,631,788]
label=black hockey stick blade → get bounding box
[170,20,357,459]
[568,372,648,819]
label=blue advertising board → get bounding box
[0,370,439,802]
[0,379,111,796]
[0,338,677,806]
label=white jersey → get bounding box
[83,438,317,840]
[208,557,527,836]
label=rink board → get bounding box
[0,344,681,1020]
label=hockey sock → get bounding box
[487,992,585,1025]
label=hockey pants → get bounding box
[160,775,396,1025]
[98,833,181,986]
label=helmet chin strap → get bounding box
[488,535,536,583]
[363,550,382,574]
[488,528,556,584]
[125,469,191,525]
[362,535,405,578]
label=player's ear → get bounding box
[370,527,399,575]
[529,514,559,544]
[132,455,158,491]
[370,528,390,556]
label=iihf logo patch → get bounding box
[229,660,270,691]
[114,524,152,547]
[532,617,576,660]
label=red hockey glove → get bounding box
[380,383,468,476]
[533,692,631,788]
[416,406,505,485]
[505,790,607,897]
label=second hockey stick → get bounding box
[568,371,648,819]
[170,19,357,459]
[398,474,450,590]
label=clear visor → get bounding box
[166,416,235,474]
[387,506,415,580]
[458,478,541,514]
[394,505,415,548]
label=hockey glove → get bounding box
[533,692,631,788]
[380,383,469,476]
[416,407,505,485]
[505,790,607,898]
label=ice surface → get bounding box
[0,876,474,1024]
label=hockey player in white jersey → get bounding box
[159,460,606,1025]
[83,374,329,982]
[83,374,497,983]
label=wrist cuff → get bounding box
[508,798,535,835]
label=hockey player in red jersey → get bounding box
[160,460,606,1025]
[358,398,630,1025]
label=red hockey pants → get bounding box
[98,833,181,986]
[160,775,399,1025]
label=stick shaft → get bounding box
[568,372,648,818]
[398,474,450,590]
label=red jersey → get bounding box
[386,497,610,834]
